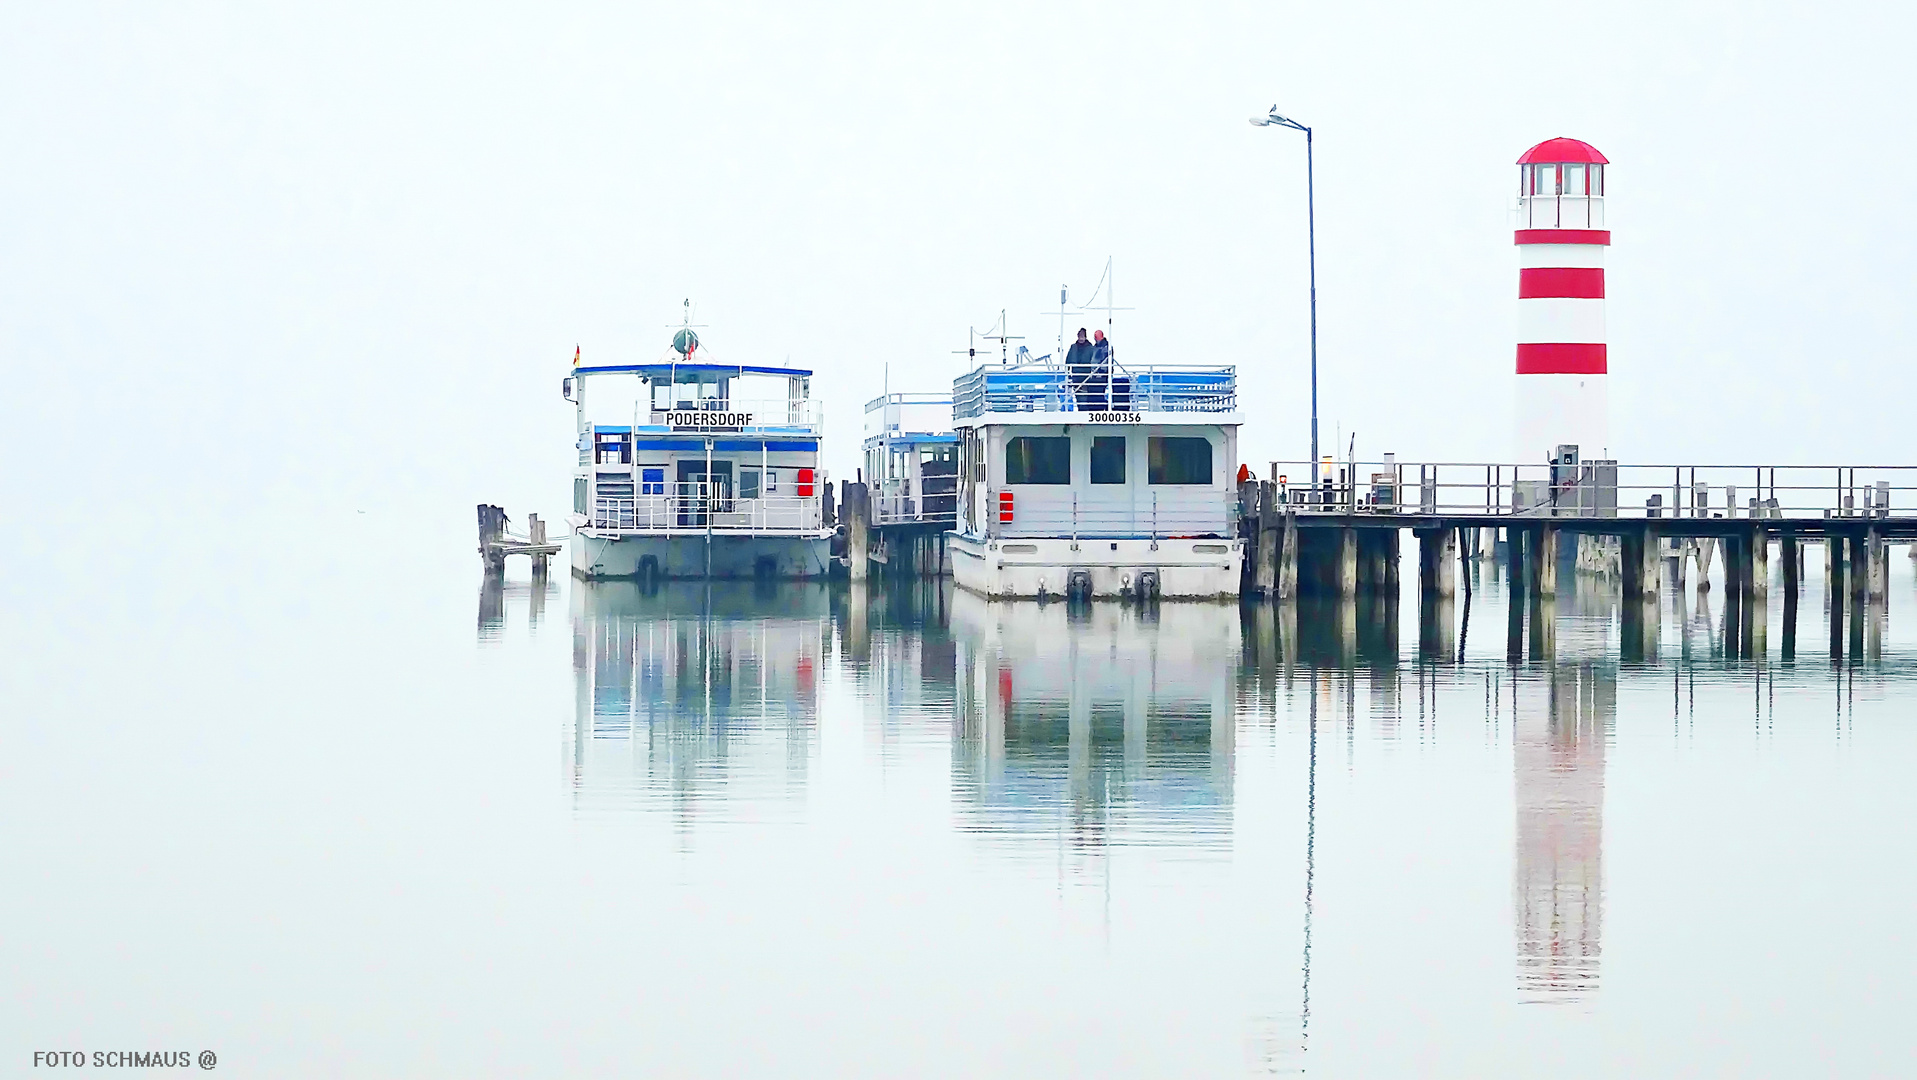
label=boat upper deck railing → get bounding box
[952,361,1236,421]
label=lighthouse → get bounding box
[1514,137,1609,464]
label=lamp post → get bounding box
[1250,106,1319,494]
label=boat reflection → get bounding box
[568,582,827,827]
[949,592,1237,857]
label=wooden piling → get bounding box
[1337,528,1357,599]
[529,514,549,578]
[1535,527,1559,598]
[1278,511,1299,599]
[1255,482,1279,597]
[1829,533,1847,660]
[846,481,870,583]
[1417,528,1457,598]
[1780,534,1799,661]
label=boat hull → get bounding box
[571,532,834,580]
[948,533,1242,600]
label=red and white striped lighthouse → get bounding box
[1514,137,1609,463]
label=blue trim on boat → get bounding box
[574,362,813,378]
[629,439,819,452]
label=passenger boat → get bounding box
[564,325,832,580]
[948,343,1244,600]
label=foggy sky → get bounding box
[5,2,1912,523]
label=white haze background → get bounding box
[4,1,1913,523]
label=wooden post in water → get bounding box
[1278,511,1299,600]
[1416,528,1456,598]
[529,514,549,579]
[1829,533,1847,660]
[1780,534,1799,660]
[1336,527,1358,598]
[1867,528,1887,601]
[846,481,870,583]
[1535,526,1559,598]
[1255,482,1279,597]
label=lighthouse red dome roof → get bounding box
[1517,137,1608,165]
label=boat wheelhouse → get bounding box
[564,333,831,580]
[948,353,1244,600]
[862,392,958,527]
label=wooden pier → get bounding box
[1235,460,1917,662]
[477,504,563,577]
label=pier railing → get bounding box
[953,362,1236,419]
[591,482,822,535]
[1257,461,1917,522]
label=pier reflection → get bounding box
[949,592,1237,857]
[476,571,555,641]
[567,582,826,827]
[845,580,959,759]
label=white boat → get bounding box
[564,325,832,580]
[947,342,1245,600]
[862,391,959,528]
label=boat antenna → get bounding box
[977,309,1023,365]
[1078,256,1133,336]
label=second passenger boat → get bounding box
[948,342,1243,600]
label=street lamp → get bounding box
[1250,106,1320,495]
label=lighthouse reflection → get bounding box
[948,592,1236,856]
[1511,658,1613,1002]
[568,582,826,827]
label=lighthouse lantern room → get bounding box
[1514,137,1610,464]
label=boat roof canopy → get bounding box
[573,362,813,379]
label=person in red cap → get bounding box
[1237,463,1253,484]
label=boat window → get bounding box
[574,478,588,513]
[1005,437,1071,485]
[763,468,778,492]
[1090,437,1127,485]
[740,468,761,500]
[1149,437,1213,485]
[641,468,665,495]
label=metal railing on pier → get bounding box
[1256,461,1917,523]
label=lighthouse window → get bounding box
[1090,437,1127,485]
[1005,437,1071,485]
[1589,164,1603,195]
[1563,164,1586,195]
[1149,437,1213,485]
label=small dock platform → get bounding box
[477,504,562,576]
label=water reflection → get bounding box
[844,581,958,761]
[949,592,1236,858]
[1511,662,1612,1003]
[476,572,555,641]
[567,582,827,828]
[525,558,1912,1062]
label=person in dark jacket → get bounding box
[1090,330,1112,411]
[1064,328,1097,411]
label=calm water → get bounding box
[7,513,1916,1077]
